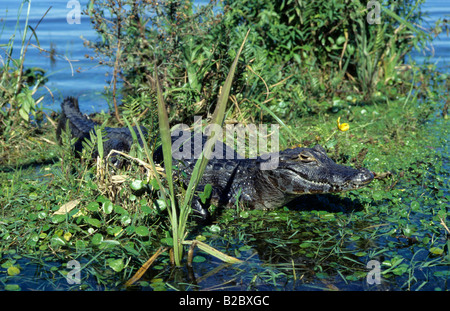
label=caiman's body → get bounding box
[163,133,374,217]
[58,97,374,217]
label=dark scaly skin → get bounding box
[56,97,147,162]
[156,129,374,219]
[58,97,374,219]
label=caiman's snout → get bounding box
[329,167,374,193]
[353,168,374,187]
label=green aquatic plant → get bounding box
[152,31,249,267]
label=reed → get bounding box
[154,31,250,266]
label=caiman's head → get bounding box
[266,144,374,195]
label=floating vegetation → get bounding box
[1,0,449,292]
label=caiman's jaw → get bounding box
[327,167,374,192]
[267,144,374,195]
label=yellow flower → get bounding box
[337,117,350,132]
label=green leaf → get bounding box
[95,127,104,159]
[433,270,450,277]
[154,67,174,196]
[135,226,149,237]
[239,211,249,218]
[19,108,29,121]
[141,204,153,215]
[51,214,66,223]
[130,179,144,191]
[208,225,221,233]
[107,226,123,237]
[114,205,128,215]
[27,25,40,48]
[150,178,160,190]
[102,240,120,246]
[102,200,113,214]
[183,240,241,264]
[4,284,21,291]
[87,217,102,228]
[125,225,135,234]
[300,242,311,248]
[410,201,420,211]
[381,6,425,36]
[161,237,173,246]
[154,199,167,211]
[199,184,212,204]
[372,191,383,201]
[96,195,108,203]
[75,240,87,250]
[51,236,66,246]
[91,233,103,245]
[429,247,444,255]
[1,260,15,269]
[193,255,206,263]
[355,251,367,257]
[120,215,131,226]
[108,258,124,272]
[7,266,20,276]
[86,202,99,212]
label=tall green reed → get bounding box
[154,31,250,266]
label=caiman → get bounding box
[57,97,374,218]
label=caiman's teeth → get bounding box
[295,174,330,188]
[296,175,365,192]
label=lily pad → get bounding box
[4,284,21,291]
[7,266,20,276]
[193,255,206,263]
[429,247,444,255]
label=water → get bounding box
[1,0,211,114]
[1,0,109,113]
[413,0,450,69]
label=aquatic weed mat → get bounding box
[0,119,449,291]
[153,117,450,291]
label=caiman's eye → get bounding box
[297,152,316,163]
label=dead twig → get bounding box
[125,246,168,287]
[439,216,450,235]
[105,149,165,182]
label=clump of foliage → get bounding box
[0,1,49,165]
[0,1,48,128]
[84,0,432,128]
[83,0,228,130]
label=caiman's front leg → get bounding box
[191,196,211,222]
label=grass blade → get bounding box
[154,67,181,264]
[154,70,174,196]
[183,240,242,264]
[181,29,251,209]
